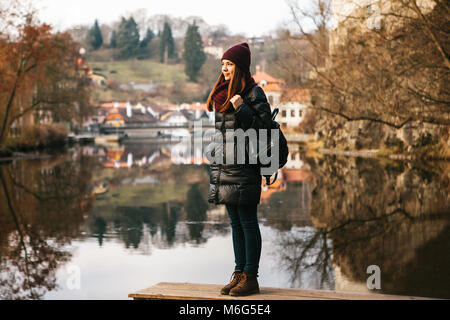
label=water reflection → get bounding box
[185,183,209,244]
[271,156,450,298]
[0,154,95,299]
[0,141,449,299]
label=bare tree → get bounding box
[284,0,449,128]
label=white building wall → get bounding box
[278,101,308,127]
[204,46,224,59]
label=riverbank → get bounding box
[299,137,450,161]
[0,147,13,158]
[0,149,56,163]
[2,145,449,163]
[1,123,69,162]
[315,148,449,161]
[0,139,67,163]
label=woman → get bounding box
[206,42,272,296]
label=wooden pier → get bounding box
[129,282,431,300]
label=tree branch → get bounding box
[315,105,413,129]
[409,0,450,69]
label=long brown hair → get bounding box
[206,65,247,113]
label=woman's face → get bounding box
[221,59,235,81]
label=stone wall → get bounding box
[314,112,450,158]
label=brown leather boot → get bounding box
[229,272,260,296]
[220,271,242,295]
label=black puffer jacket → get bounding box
[207,85,272,206]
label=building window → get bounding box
[268,95,274,105]
[281,110,286,118]
[291,110,295,117]
[299,110,302,117]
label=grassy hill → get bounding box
[86,56,210,104]
[89,59,188,85]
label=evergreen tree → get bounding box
[138,28,155,59]
[140,28,154,49]
[159,22,176,63]
[116,17,140,58]
[183,22,206,82]
[87,19,103,50]
[110,30,117,48]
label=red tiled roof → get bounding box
[160,110,189,122]
[252,71,285,85]
[105,108,125,122]
[116,108,157,123]
[184,103,207,110]
[101,102,128,108]
[261,83,283,92]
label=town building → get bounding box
[253,66,285,107]
[278,88,311,130]
[253,67,311,130]
[178,102,213,125]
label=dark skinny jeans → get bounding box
[225,203,262,275]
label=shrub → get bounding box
[0,147,13,157]
[20,123,69,149]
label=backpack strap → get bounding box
[271,108,279,120]
[265,172,278,186]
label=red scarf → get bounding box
[212,78,230,111]
[212,73,257,112]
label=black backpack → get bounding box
[261,108,289,185]
[245,104,289,186]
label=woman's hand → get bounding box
[230,95,243,109]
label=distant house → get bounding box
[248,37,265,47]
[160,110,189,126]
[82,115,105,131]
[252,67,285,107]
[100,101,131,112]
[252,69,311,130]
[278,88,311,129]
[159,110,190,137]
[146,103,167,120]
[116,107,157,126]
[204,46,224,59]
[178,103,213,125]
[91,73,107,86]
[100,101,170,123]
[105,108,125,127]
[103,103,157,127]
[179,109,196,122]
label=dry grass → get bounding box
[9,123,69,150]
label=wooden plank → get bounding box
[128,282,431,300]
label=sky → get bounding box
[35,0,295,37]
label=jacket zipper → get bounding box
[215,111,225,203]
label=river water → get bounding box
[0,140,449,299]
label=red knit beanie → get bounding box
[221,42,251,73]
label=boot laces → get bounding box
[234,273,247,289]
[229,271,241,284]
